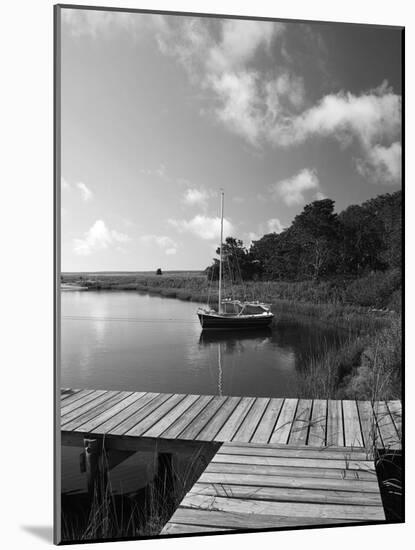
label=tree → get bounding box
[156,268,162,275]
[206,237,258,281]
[288,199,339,280]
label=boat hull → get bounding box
[198,312,274,330]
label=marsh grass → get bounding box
[61,442,217,542]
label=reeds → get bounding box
[61,442,217,542]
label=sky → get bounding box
[60,8,402,272]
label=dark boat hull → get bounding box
[198,312,274,330]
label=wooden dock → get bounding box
[162,441,385,534]
[61,388,401,450]
[61,388,401,534]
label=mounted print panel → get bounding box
[54,4,403,545]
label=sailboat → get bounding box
[197,191,274,330]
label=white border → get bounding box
[1,0,411,548]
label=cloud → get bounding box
[169,215,234,240]
[208,19,281,72]
[356,141,401,184]
[314,191,327,201]
[155,18,401,184]
[271,169,320,206]
[63,13,401,185]
[182,188,210,208]
[61,8,151,39]
[246,231,260,246]
[140,234,178,255]
[73,220,130,255]
[246,218,284,247]
[266,218,284,233]
[155,18,286,147]
[278,84,401,184]
[76,182,93,201]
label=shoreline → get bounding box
[61,273,401,402]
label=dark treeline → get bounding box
[206,190,402,285]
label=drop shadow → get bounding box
[21,525,53,543]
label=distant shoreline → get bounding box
[60,271,401,402]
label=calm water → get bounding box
[60,290,347,538]
[61,290,345,398]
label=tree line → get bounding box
[206,190,402,282]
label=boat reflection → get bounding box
[199,329,273,396]
[198,327,272,346]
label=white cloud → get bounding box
[183,188,210,208]
[61,8,146,38]
[208,19,281,72]
[246,231,260,246]
[155,18,285,147]
[73,220,130,256]
[140,234,178,255]
[314,191,327,201]
[283,84,400,147]
[266,218,284,233]
[169,215,234,240]
[76,182,93,202]
[271,169,320,206]
[356,141,401,184]
[155,18,401,184]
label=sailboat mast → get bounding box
[218,190,224,313]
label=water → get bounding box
[60,290,347,540]
[61,290,345,398]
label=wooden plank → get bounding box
[110,393,171,436]
[327,399,344,447]
[218,441,367,457]
[270,399,298,444]
[343,400,363,447]
[93,392,158,434]
[374,401,399,449]
[232,398,270,443]
[181,493,385,521]
[61,389,107,416]
[60,388,82,402]
[357,400,379,450]
[217,444,370,461]
[63,391,133,431]
[144,394,200,438]
[162,523,230,535]
[206,461,377,482]
[161,395,214,439]
[190,482,383,506]
[251,398,284,444]
[196,397,241,441]
[288,399,312,445]
[61,390,120,424]
[214,397,255,442]
[307,399,327,447]
[165,508,356,530]
[74,392,145,433]
[211,452,373,471]
[179,396,227,440]
[125,394,185,437]
[197,471,380,493]
[386,400,402,440]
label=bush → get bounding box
[344,269,401,308]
